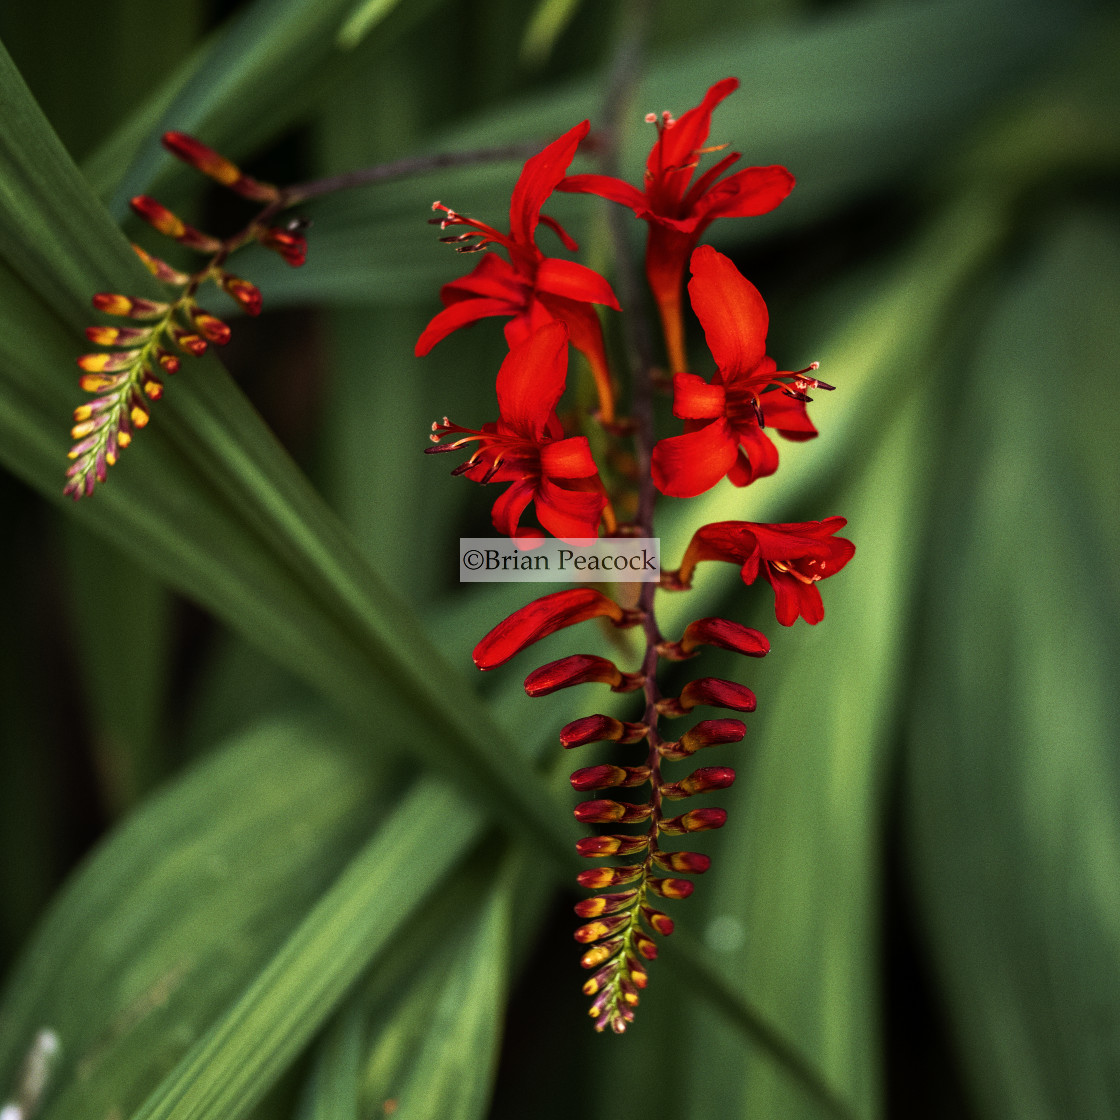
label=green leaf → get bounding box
[904,207,1120,1119]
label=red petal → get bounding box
[688,245,769,375]
[495,321,569,439]
[695,165,796,221]
[473,588,631,670]
[534,476,606,540]
[536,257,620,310]
[490,479,536,538]
[510,121,589,249]
[558,172,648,212]
[731,422,781,485]
[671,372,725,420]
[540,435,598,479]
[415,297,516,355]
[759,389,817,439]
[440,252,526,304]
[652,420,738,498]
[651,77,739,185]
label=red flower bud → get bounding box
[569,764,649,791]
[632,932,658,960]
[474,588,641,671]
[662,766,736,800]
[220,274,263,316]
[576,834,650,858]
[652,851,711,875]
[573,799,652,824]
[574,891,637,918]
[658,678,756,717]
[658,807,728,835]
[574,914,631,943]
[580,939,623,970]
[560,714,648,748]
[92,293,168,319]
[524,654,644,696]
[258,226,308,267]
[161,132,279,202]
[192,311,231,345]
[77,349,141,373]
[659,617,770,660]
[130,196,222,252]
[647,877,696,900]
[641,906,674,937]
[132,243,190,285]
[85,325,152,346]
[576,865,643,889]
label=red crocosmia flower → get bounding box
[473,587,643,671]
[651,245,830,498]
[559,77,794,373]
[427,322,609,542]
[674,518,855,626]
[415,121,621,421]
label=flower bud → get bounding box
[162,132,279,202]
[647,877,696,900]
[576,865,643,889]
[641,906,674,937]
[130,196,222,252]
[660,718,747,760]
[657,678,756,717]
[574,914,630,944]
[580,939,622,970]
[662,765,736,800]
[220,274,263,316]
[651,851,711,875]
[258,226,308,267]
[569,764,649,792]
[632,932,658,960]
[77,349,141,373]
[659,617,770,660]
[85,325,152,346]
[474,588,641,671]
[92,293,168,319]
[131,244,190,285]
[575,834,650,858]
[524,654,643,696]
[574,890,637,918]
[573,800,651,824]
[192,311,231,345]
[560,714,647,748]
[658,808,727,836]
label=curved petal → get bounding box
[651,420,738,498]
[759,389,818,439]
[495,320,569,440]
[766,568,820,626]
[536,257,620,310]
[440,252,526,304]
[490,478,536,538]
[540,435,598,479]
[671,372,725,420]
[510,121,589,248]
[732,422,780,485]
[652,77,739,184]
[557,172,649,213]
[696,165,796,221]
[414,296,515,355]
[534,476,607,540]
[688,245,768,374]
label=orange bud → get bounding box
[574,890,637,919]
[162,132,279,202]
[574,799,652,824]
[658,808,727,836]
[220,274,263,316]
[92,293,168,319]
[575,865,643,889]
[130,195,222,252]
[192,311,231,345]
[575,834,650,858]
[651,851,711,875]
[574,914,630,944]
[85,325,152,345]
[647,877,696,900]
[641,906,674,937]
[132,244,190,285]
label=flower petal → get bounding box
[671,372,725,420]
[540,435,598,479]
[440,252,527,303]
[695,165,796,222]
[536,257,620,310]
[534,476,607,540]
[688,245,768,375]
[415,296,517,355]
[490,478,536,538]
[651,77,739,185]
[510,121,589,248]
[652,420,739,498]
[495,320,570,439]
[557,172,648,213]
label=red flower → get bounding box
[559,77,793,372]
[427,322,609,541]
[651,245,829,498]
[415,121,621,421]
[673,518,854,626]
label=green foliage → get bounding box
[1,0,1118,1118]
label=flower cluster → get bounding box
[65,133,307,498]
[423,77,854,1033]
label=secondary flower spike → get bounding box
[559,77,793,372]
[416,121,621,421]
[652,245,829,498]
[672,518,855,625]
[427,322,610,541]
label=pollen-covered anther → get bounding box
[569,763,649,792]
[524,654,644,696]
[657,678,757,717]
[576,834,650,858]
[574,890,638,919]
[573,799,652,824]
[661,765,736,800]
[92,293,169,320]
[658,808,727,836]
[560,714,648,749]
[658,617,770,660]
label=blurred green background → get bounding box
[0,0,1118,1117]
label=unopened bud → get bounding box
[658,807,727,836]
[524,654,643,696]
